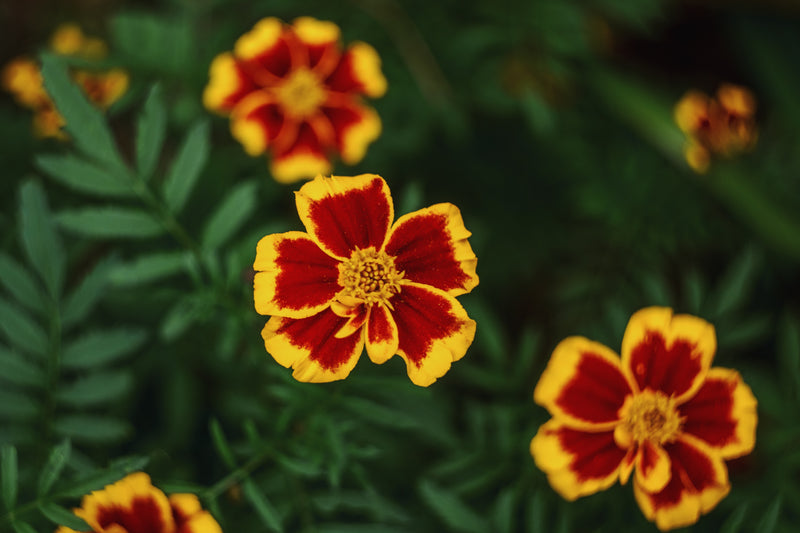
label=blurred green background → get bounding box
[1,0,799,531]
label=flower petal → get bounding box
[292,17,342,77]
[534,337,632,430]
[295,173,393,258]
[270,121,332,183]
[170,494,222,533]
[679,367,757,459]
[253,231,340,319]
[322,101,381,164]
[74,69,129,109]
[230,91,286,157]
[234,17,293,82]
[635,440,672,493]
[203,53,257,114]
[389,282,475,386]
[621,307,716,402]
[76,472,175,533]
[2,57,49,109]
[365,303,399,364]
[384,202,478,296]
[634,435,729,531]
[531,420,626,501]
[262,309,365,383]
[326,42,387,98]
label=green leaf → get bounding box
[109,251,189,287]
[39,502,90,530]
[19,180,65,298]
[62,456,148,498]
[202,180,259,250]
[1,444,18,510]
[757,497,781,533]
[209,418,236,468]
[56,371,133,407]
[112,13,193,75]
[0,389,39,420]
[38,439,71,496]
[0,297,48,358]
[160,295,208,342]
[418,479,488,533]
[12,521,38,533]
[136,84,167,179]
[242,478,284,533]
[62,328,147,369]
[54,414,130,444]
[57,207,164,239]
[492,488,515,533]
[39,54,125,171]
[0,345,45,387]
[36,154,134,197]
[62,257,117,329]
[163,120,209,214]
[721,502,748,533]
[0,252,45,315]
[778,314,800,401]
[709,247,761,318]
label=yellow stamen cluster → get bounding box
[275,69,326,118]
[621,391,683,444]
[338,248,403,305]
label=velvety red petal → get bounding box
[321,101,381,164]
[295,174,393,259]
[269,120,332,183]
[385,203,478,297]
[253,231,340,318]
[262,309,365,382]
[534,337,632,430]
[76,473,174,533]
[635,440,672,493]
[230,92,286,157]
[291,17,342,77]
[234,18,294,84]
[365,303,399,364]
[326,42,387,98]
[203,53,256,114]
[621,307,716,402]
[389,282,475,386]
[634,435,729,531]
[531,420,626,501]
[679,368,757,459]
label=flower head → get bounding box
[674,84,757,173]
[530,307,757,531]
[204,17,387,184]
[55,472,221,533]
[1,23,128,139]
[253,174,478,386]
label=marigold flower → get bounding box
[674,84,757,173]
[1,23,128,139]
[204,17,387,184]
[55,472,221,533]
[253,174,478,386]
[530,307,757,531]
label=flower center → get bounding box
[275,69,326,117]
[338,248,403,305]
[621,391,682,444]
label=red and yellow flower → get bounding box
[203,17,386,184]
[530,307,757,531]
[55,472,221,533]
[1,23,128,139]
[253,174,478,386]
[674,84,757,173]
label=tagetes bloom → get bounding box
[253,174,478,386]
[203,17,386,184]
[674,84,757,173]
[1,23,128,139]
[531,307,757,531]
[55,472,221,533]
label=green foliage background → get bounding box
[1,0,799,531]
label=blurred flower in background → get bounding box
[55,472,221,533]
[674,84,757,173]
[531,307,757,531]
[203,17,386,184]
[254,174,478,385]
[1,23,128,140]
